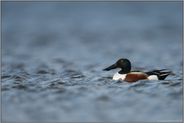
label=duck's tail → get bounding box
[146,69,175,80]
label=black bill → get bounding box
[103,64,117,71]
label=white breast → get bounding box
[148,75,158,80]
[113,72,126,80]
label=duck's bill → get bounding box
[103,64,117,71]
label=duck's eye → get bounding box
[118,60,124,64]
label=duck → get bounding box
[103,58,174,83]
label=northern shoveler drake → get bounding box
[103,58,174,83]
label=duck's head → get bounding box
[103,58,131,74]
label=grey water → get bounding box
[2,2,182,122]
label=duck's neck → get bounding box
[118,66,131,74]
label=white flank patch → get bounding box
[113,72,126,80]
[148,75,158,80]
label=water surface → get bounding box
[2,2,182,122]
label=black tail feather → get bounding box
[158,72,171,80]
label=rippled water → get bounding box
[2,2,182,122]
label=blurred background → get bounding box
[2,1,182,122]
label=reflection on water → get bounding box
[2,2,182,122]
